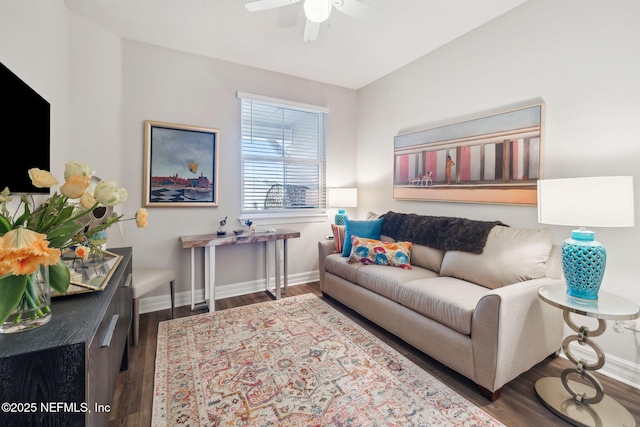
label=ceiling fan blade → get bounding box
[245,0,301,13]
[332,0,380,21]
[303,20,320,42]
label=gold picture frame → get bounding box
[143,120,220,207]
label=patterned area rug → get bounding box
[152,294,503,426]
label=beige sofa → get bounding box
[318,213,565,400]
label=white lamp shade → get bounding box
[304,0,332,23]
[328,188,358,208]
[537,176,635,227]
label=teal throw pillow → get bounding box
[341,218,384,257]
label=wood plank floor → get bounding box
[109,282,640,426]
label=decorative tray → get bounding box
[52,250,123,296]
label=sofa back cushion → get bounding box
[410,244,445,273]
[440,226,553,289]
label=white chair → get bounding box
[421,171,433,186]
[132,268,175,346]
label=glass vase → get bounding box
[0,265,51,334]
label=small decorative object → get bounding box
[233,229,244,236]
[244,219,256,233]
[217,216,227,236]
[58,250,123,294]
[537,176,635,300]
[328,187,357,225]
[0,161,148,333]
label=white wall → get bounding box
[357,0,640,366]
[119,41,358,297]
[68,11,124,180]
[0,0,71,173]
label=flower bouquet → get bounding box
[0,161,147,333]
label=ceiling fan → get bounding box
[245,0,380,42]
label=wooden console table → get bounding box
[180,229,300,312]
[0,247,132,427]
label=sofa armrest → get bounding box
[471,278,565,392]
[318,239,337,291]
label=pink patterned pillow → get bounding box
[348,236,412,269]
[330,224,346,254]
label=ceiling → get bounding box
[64,0,527,90]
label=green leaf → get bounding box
[13,203,31,227]
[0,214,11,236]
[47,221,84,240]
[49,259,70,295]
[49,204,75,227]
[48,230,84,249]
[0,274,29,324]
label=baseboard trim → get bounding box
[560,345,640,390]
[138,270,319,314]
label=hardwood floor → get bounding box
[109,283,640,426]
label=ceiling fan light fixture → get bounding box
[304,0,332,23]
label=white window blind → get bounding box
[239,92,327,215]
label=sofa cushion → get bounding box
[355,264,438,301]
[348,237,412,269]
[410,244,444,273]
[397,277,491,335]
[341,218,384,257]
[325,253,363,283]
[440,226,553,289]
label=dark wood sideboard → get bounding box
[0,247,132,427]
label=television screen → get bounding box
[1,61,50,194]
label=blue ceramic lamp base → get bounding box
[561,228,607,300]
[335,209,348,226]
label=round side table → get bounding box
[536,285,640,427]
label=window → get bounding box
[238,92,327,218]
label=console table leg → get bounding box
[264,241,271,295]
[275,240,282,299]
[283,239,288,294]
[207,246,216,312]
[190,248,195,310]
[190,247,211,312]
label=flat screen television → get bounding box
[1,61,50,194]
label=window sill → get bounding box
[239,212,328,226]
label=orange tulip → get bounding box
[0,228,60,276]
[135,208,148,228]
[74,246,90,260]
[60,175,91,199]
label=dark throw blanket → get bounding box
[380,211,507,254]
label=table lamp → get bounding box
[328,187,357,225]
[537,176,634,300]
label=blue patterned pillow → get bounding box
[341,218,384,257]
[348,236,413,269]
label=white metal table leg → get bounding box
[274,240,282,299]
[190,248,196,310]
[207,246,216,312]
[283,239,288,294]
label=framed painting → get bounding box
[143,120,219,207]
[393,102,545,205]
